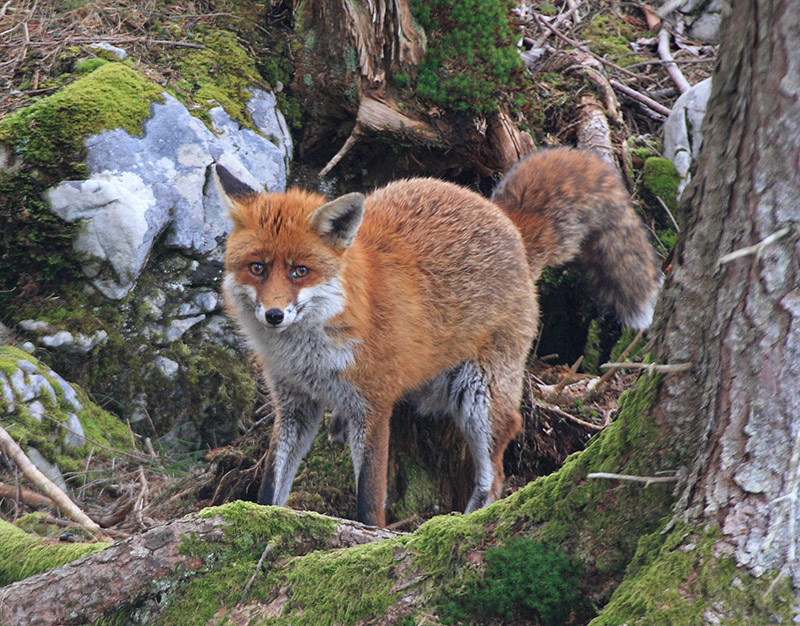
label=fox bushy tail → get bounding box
[492,147,662,329]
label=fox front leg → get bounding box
[347,409,391,527]
[258,390,323,507]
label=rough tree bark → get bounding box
[650,0,800,585]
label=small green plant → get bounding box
[438,538,582,624]
[409,0,523,115]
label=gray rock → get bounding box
[20,342,36,354]
[26,447,68,492]
[164,314,206,344]
[18,319,55,334]
[19,321,108,355]
[48,370,83,413]
[46,90,291,300]
[195,291,219,313]
[678,0,723,43]
[663,77,712,200]
[90,42,128,60]
[63,412,87,448]
[154,356,180,379]
[28,400,45,423]
[0,373,14,408]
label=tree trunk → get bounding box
[650,0,800,584]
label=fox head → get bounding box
[215,164,364,330]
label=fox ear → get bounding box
[309,192,365,249]
[214,163,258,219]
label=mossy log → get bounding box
[0,504,402,626]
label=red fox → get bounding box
[216,147,661,527]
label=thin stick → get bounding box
[657,27,691,94]
[587,471,678,485]
[532,2,582,48]
[656,195,681,232]
[319,130,360,178]
[239,542,274,605]
[586,329,644,398]
[718,225,792,265]
[536,401,606,432]
[553,355,583,394]
[609,79,672,117]
[599,362,692,374]
[0,424,110,541]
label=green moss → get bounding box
[582,14,651,67]
[0,62,162,179]
[409,0,524,115]
[438,538,583,624]
[0,518,109,585]
[153,501,337,625]
[582,318,603,375]
[0,345,133,479]
[387,452,441,521]
[642,157,681,213]
[592,527,795,625]
[175,29,262,127]
[75,57,108,74]
[267,538,403,625]
[0,63,162,312]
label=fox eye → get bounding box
[290,265,309,279]
[249,262,266,277]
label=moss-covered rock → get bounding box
[0,344,133,481]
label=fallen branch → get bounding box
[609,79,672,117]
[0,424,110,541]
[657,26,691,94]
[0,509,404,626]
[576,94,616,166]
[553,355,584,394]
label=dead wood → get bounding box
[0,509,403,626]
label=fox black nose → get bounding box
[265,308,284,326]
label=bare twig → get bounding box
[587,471,678,486]
[656,195,681,232]
[657,27,691,93]
[239,541,275,605]
[585,329,644,399]
[536,401,606,432]
[609,79,672,117]
[599,361,692,374]
[553,355,584,394]
[718,225,792,265]
[0,424,110,541]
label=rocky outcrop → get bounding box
[46,89,292,300]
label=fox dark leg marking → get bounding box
[352,410,390,526]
